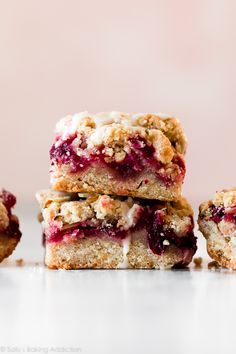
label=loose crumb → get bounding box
[15,258,24,267]
[208,261,220,269]
[193,257,203,268]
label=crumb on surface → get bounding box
[15,258,24,266]
[193,257,203,268]
[208,260,220,269]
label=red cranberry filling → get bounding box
[138,208,197,257]
[101,136,159,178]
[209,205,236,224]
[45,203,196,262]
[50,136,95,173]
[50,135,185,186]
[46,222,129,243]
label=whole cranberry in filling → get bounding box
[210,204,236,224]
[50,136,94,172]
[102,136,160,179]
[210,205,225,223]
[146,209,196,256]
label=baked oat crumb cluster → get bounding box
[37,111,197,269]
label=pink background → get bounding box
[1,0,236,203]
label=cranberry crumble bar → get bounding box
[0,189,22,262]
[198,188,236,269]
[50,112,187,201]
[36,190,196,269]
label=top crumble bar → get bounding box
[50,112,187,200]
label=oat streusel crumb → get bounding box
[193,257,203,268]
[213,188,236,208]
[55,111,187,156]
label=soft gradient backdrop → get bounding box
[1,0,236,204]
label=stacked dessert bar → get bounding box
[37,112,197,269]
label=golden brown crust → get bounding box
[51,165,182,201]
[0,233,20,263]
[128,230,193,269]
[207,244,235,269]
[45,237,124,269]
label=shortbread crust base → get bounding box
[51,165,182,201]
[198,219,236,270]
[45,231,195,270]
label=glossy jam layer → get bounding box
[45,204,197,261]
[50,135,185,186]
[46,222,129,244]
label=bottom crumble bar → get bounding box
[0,189,22,262]
[199,188,236,269]
[36,190,197,269]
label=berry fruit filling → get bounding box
[45,204,196,260]
[46,222,129,244]
[138,208,196,257]
[50,135,185,186]
[209,205,236,224]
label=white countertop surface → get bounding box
[0,204,235,354]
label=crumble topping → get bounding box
[36,190,142,230]
[160,198,193,237]
[54,112,187,162]
[199,188,236,219]
[193,257,203,267]
[213,188,236,208]
[37,190,193,237]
